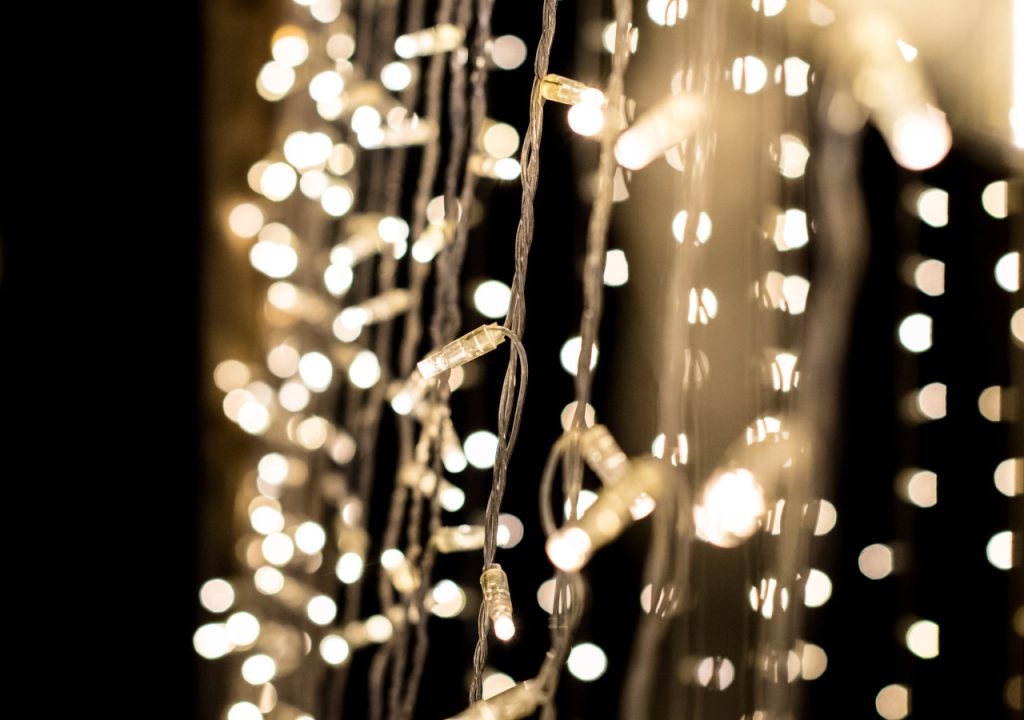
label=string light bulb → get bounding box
[433,525,487,553]
[579,425,655,520]
[417,323,506,379]
[614,93,703,170]
[394,24,464,58]
[546,459,665,571]
[480,565,516,641]
[444,679,540,720]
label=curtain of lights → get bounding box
[195,0,1023,719]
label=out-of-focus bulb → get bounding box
[395,24,464,58]
[546,459,664,571]
[433,525,486,553]
[694,468,766,547]
[615,93,703,170]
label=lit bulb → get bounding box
[540,74,605,106]
[615,93,703,170]
[546,459,664,571]
[417,323,506,379]
[694,468,766,547]
[480,565,515,641]
[395,24,464,58]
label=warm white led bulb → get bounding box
[481,565,515,641]
[395,24,464,58]
[417,323,506,379]
[615,93,703,170]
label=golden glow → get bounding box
[309,71,345,103]
[237,401,272,434]
[326,33,355,61]
[328,143,355,176]
[306,595,337,625]
[258,453,289,485]
[771,351,799,391]
[1013,308,1024,345]
[994,458,1023,497]
[482,672,516,700]
[440,482,466,511]
[395,24,464,59]
[464,430,499,469]
[891,107,951,171]
[771,208,809,251]
[801,643,827,680]
[324,263,354,297]
[731,56,768,94]
[317,97,344,120]
[603,249,629,286]
[473,279,512,318]
[430,579,467,618]
[646,0,687,26]
[1006,676,1024,711]
[348,350,381,389]
[560,336,599,375]
[228,203,264,238]
[696,656,735,689]
[295,416,330,449]
[566,643,608,682]
[214,360,250,392]
[365,614,393,642]
[672,210,712,244]
[241,653,277,684]
[560,401,596,431]
[859,543,894,579]
[546,527,593,572]
[228,702,263,720]
[310,0,341,22]
[194,623,233,659]
[687,287,718,324]
[226,611,261,646]
[905,620,939,659]
[898,313,932,353]
[250,501,285,534]
[490,35,528,69]
[809,0,834,25]
[778,134,809,178]
[987,530,1014,570]
[381,61,413,91]
[982,180,1009,219]
[271,26,309,67]
[917,382,947,420]
[199,578,235,613]
[803,569,832,607]
[567,103,605,137]
[995,252,1020,292]
[320,634,351,665]
[482,123,520,159]
[896,39,918,62]
[336,552,364,584]
[257,61,296,100]
[295,521,326,554]
[875,684,910,719]
[694,468,766,547]
[298,352,333,392]
[254,566,285,595]
[283,131,333,170]
[251,239,299,279]
[916,187,948,227]
[903,469,938,507]
[321,184,354,217]
[267,343,300,378]
[783,57,809,96]
[262,532,295,566]
[259,162,298,202]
